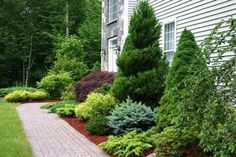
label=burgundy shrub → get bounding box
[74,70,115,102]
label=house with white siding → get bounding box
[101,0,236,72]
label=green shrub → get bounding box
[61,83,75,100]
[74,93,116,121]
[156,29,214,131]
[200,103,236,157]
[85,116,111,135]
[52,54,88,81]
[30,91,48,100]
[37,71,73,98]
[155,127,182,157]
[4,90,47,102]
[56,104,76,117]
[99,128,156,157]
[93,83,112,95]
[111,1,168,108]
[74,103,92,121]
[108,98,155,134]
[41,100,76,113]
[0,87,38,97]
[4,91,29,102]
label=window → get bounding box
[163,21,176,64]
[109,0,118,22]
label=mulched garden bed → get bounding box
[62,117,154,157]
[62,117,108,145]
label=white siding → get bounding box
[128,0,139,21]
[148,0,236,47]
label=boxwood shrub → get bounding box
[86,116,111,135]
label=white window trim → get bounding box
[108,36,118,72]
[108,0,118,23]
[162,17,177,53]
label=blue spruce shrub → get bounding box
[108,98,155,134]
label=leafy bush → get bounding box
[54,35,84,60]
[41,100,76,113]
[200,103,236,157]
[99,128,156,157]
[74,103,92,121]
[199,18,236,157]
[93,83,112,95]
[155,127,182,157]
[56,104,76,117]
[108,98,155,134]
[74,93,116,121]
[29,91,48,100]
[52,54,88,81]
[0,87,38,97]
[61,84,75,100]
[86,116,111,135]
[74,70,115,102]
[4,90,47,102]
[37,71,73,98]
[111,1,168,108]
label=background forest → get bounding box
[0,0,101,87]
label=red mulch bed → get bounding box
[62,117,108,145]
[62,117,154,157]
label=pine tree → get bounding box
[111,1,168,108]
[156,29,214,131]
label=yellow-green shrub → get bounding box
[74,93,117,121]
[30,91,48,100]
[4,91,29,102]
[4,90,48,102]
[74,103,92,121]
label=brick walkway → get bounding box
[17,103,110,157]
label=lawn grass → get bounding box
[0,98,33,157]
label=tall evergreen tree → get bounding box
[111,1,168,108]
[156,29,214,131]
[78,0,101,68]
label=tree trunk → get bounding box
[66,0,69,36]
[25,34,34,87]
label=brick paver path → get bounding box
[17,103,110,157]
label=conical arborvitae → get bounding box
[111,1,168,108]
[156,29,214,131]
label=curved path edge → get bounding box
[17,102,109,157]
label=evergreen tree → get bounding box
[111,1,168,108]
[156,29,214,131]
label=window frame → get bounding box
[162,17,177,63]
[108,0,118,23]
[108,36,118,72]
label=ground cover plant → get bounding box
[108,98,155,134]
[111,0,168,108]
[0,87,38,97]
[56,104,76,117]
[0,99,33,157]
[4,90,48,102]
[75,70,115,102]
[41,100,77,113]
[99,128,156,157]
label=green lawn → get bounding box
[0,98,33,157]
